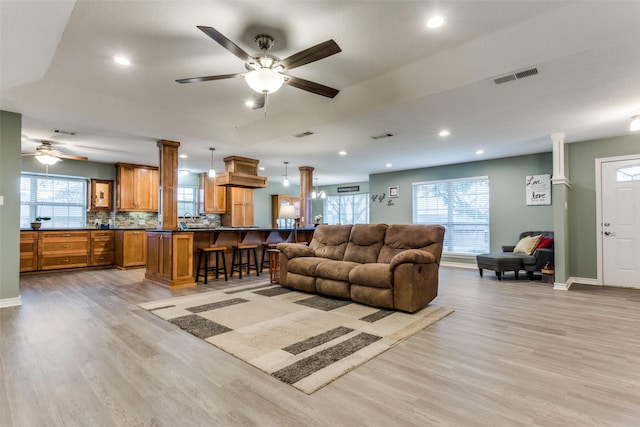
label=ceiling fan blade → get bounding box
[176,73,244,84]
[58,154,88,161]
[197,26,253,63]
[279,39,341,71]
[252,93,265,110]
[284,75,340,98]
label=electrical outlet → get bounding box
[138,219,145,225]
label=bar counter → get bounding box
[144,227,315,289]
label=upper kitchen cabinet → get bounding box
[198,173,226,214]
[88,179,113,212]
[115,163,159,212]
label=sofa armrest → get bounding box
[502,245,516,252]
[389,249,436,270]
[276,243,314,259]
[533,248,554,270]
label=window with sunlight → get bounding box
[20,173,87,229]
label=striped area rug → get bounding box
[139,282,453,394]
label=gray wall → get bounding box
[0,111,22,303]
[369,153,554,259]
[21,155,116,179]
[567,133,640,279]
[255,184,300,228]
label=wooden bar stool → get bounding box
[196,247,228,284]
[260,242,278,273]
[230,244,260,279]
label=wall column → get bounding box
[156,139,180,230]
[299,166,314,228]
[550,132,572,290]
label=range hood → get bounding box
[215,156,268,188]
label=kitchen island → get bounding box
[144,227,315,289]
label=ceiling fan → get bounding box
[176,26,342,106]
[22,141,88,165]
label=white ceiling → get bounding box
[2,1,640,186]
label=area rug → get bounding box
[139,282,453,394]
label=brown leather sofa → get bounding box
[276,223,445,313]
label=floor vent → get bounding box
[494,67,539,85]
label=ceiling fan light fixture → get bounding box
[630,115,640,132]
[36,154,61,165]
[245,69,285,94]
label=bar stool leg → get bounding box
[196,250,203,283]
[252,247,260,276]
[220,250,228,281]
[203,251,210,284]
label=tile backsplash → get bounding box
[85,211,221,229]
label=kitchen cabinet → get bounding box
[115,163,159,212]
[145,231,194,289]
[271,194,300,228]
[198,173,226,214]
[222,187,254,227]
[90,230,115,266]
[38,231,89,270]
[20,231,38,272]
[89,179,113,212]
[115,230,147,268]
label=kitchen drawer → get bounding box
[91,239,115,252]
[90,252,115,266]
[20,253,37,272]
[40,255,88,270]
[39,231,89,241]
[40,240,89,254]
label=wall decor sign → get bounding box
[525,174,551,206]
[337,185,360,193]
[389,186,399,198]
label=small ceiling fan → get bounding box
[177,26,341,107]
[22,141,88,165]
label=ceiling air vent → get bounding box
[294,131,314,138]
[52,129,77,136]
[371,133,394,140]
[494,67,539,85]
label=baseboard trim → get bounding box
[554,277,599,290]
[0,295,22,308]
[441,261,477,270]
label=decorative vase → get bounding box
[30,222,42,230]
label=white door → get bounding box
[601,158,640,288]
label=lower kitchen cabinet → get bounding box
[20,231,38,272]
[115,230,147,268]
[90,230,115,266]
[38,231,90,270]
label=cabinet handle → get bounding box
[62,259,70,263]
[98,243,106,246]
[62,234,71,237]
[60,245,70,248]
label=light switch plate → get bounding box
[0,195,4,205]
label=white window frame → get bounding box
[20,173,88,229]
[413,176,490,255]
[177,185,198,218]
[323,193,369,225]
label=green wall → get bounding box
[255,184,300,228]
[21,155,115,179]
[312,181,369,223]
[369,153,554,258]
[0,111,22,304]
[567,133,640,279]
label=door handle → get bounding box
[604,231,616,236]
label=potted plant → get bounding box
[31,216,51,230]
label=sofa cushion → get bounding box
[378,224,445,264]
[343,224,388,264]
[536,236,554,249]
[513,235,541,255]
[309,224,353,260]
[287,257,327,276]
[316,259,361,281]
[349,263,393,289]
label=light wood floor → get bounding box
[2,267,639,426]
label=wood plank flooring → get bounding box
[1,267,639,426]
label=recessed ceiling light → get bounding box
[114,56,131,66]
[259,166,265,171]
[245,100,254,107]
[476,149,484,155]
[179,154,188,159]
[427,16,445,29]
[386,163,392,168]
[439,130,450,137]
[339,150,347,156]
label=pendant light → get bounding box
[283,161,290,187]
[208,147,216,178]
[312,177,326,199]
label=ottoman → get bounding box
[476,253,522,281]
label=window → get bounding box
[323,193,369,225]
[20,173,87,229]
[413,176,489,254]
[177,185,197,217]
[617,165,640,182]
